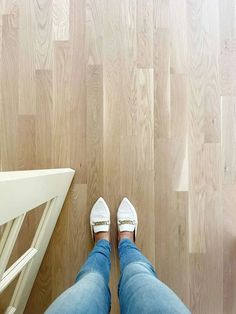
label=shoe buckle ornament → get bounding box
[92,220,110,226]
[118,219,136,225]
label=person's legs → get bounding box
[46,197,112,314]
[117,197,190,314]
[118,239,190,314]
[118,237,153,273]
[45,239,111,314]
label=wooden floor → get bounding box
[0,0,236,313]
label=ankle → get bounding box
[94,232,110,243]
[118,231,134,242]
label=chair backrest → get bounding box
[0,168,75,314]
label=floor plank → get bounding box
[223,185,236,314]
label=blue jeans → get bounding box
[45,239,190,314]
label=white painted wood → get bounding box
[0,168,75,225]
[0,222,12,256]
[5,307,16,314]
[0,248,37,293]
[0,214,26,280]
[9,199,57,313]
[0,168,73,180]
[0,168,75,314]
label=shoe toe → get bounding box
[118,197,136,219]
[91,197,110,219]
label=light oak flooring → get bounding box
[0,1,236,313]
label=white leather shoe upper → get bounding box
[117,197,138,238]
[90,197,110,238]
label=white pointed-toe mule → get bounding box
[90,197,110,241]
[117,197,138,240]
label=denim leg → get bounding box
[45,240,111,314]
[118,238,156,274]
[118,239,191,314]
[76,239,111,284]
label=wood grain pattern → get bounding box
[17,115,36,170]
[86,0,103,65]
[137,0,153,68]
[222,97,236,184]
[0,1,235,313]
[69,0,86,184]
[1,13,18,170]
[35,70,53,168]
[223,185,236,314]
[18,0,36,114]
[187,0,221,254]
[153,28,171,139]
[35,0,53,70]
[219,0,236,96]
[87,65,103,209]
[52,41,70,167]
[52,0,69,40]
